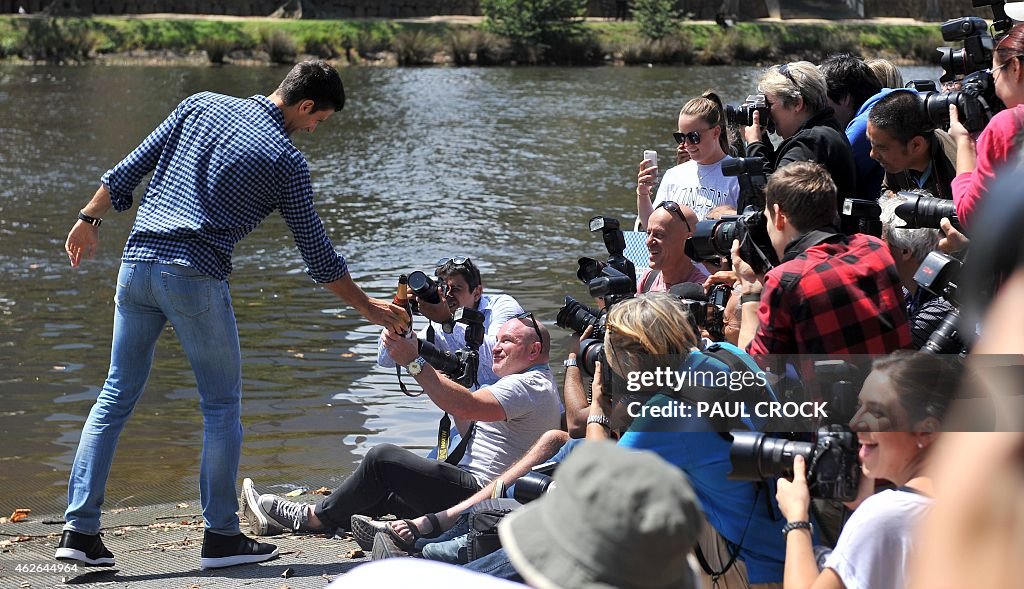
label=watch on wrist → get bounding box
[740,292,762,305]
[563,357,577,368]
[781,520,813,536]
[586,414,611,427]
[406,356,427,376]
[78,211,103,227]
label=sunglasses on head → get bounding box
[435,256,472,270]
[513,311,543,344]
[655,201,693,233]
[672,128,710,145]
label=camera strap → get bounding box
[437,414,476,465]
[693,481,762,585]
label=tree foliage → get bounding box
[481,0,587,46]
[632,0,682,42]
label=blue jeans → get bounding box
[64,262,243,536]
[419,513,470,564]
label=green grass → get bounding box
[0,16,946,67]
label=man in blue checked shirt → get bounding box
[58,60,409,571]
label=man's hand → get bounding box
[938,217,969,253]
[362,298,411,333]
[776,454,811,523]
[704,269,739,291]
[731,240,764,293]
[381,327,419,365]
[65,221,99,268]
[675,142,692,166]
[414,289,454,324]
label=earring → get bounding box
[917,442,924,449]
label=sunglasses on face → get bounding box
[513,311,543,344]
[672,128,710,145]
[655,201,693,233]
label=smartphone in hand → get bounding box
[643,149,658,170]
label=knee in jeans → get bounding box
[364,443,401,462]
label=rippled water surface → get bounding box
[0,63,940,513]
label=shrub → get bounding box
[632,0,681,42]
[260,28,297,64]
[481,0,586,48]
[620,36,693,64]
[545,30,604,64]
[201,36,234,64]
[392,29,440,65]
[18,17,97,64]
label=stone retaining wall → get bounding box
[0,0,1003,20]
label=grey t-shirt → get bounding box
[458,366,562,487]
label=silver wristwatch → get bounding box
[406,356,427,376]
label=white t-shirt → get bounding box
[459,366,562,487]
[652,157,741,220]
[823,489,932,589]
[327,558,523,588]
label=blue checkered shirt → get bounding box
[102,92,347,282]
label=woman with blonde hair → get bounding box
[637,90,741,227]
[865,58,904,89]
[742,61,858,203]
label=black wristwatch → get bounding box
[782,520,813,536]
[78,211,103,227]
[740,292,762,305]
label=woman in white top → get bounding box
[775,351,963,589]
[636,90,741,229]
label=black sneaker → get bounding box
[54,530,115,567]
[371,531,409,561]
[200,531,278,569]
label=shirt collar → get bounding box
[250,95,286,132]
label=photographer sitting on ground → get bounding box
[868,91,958,200]
[638,201,709,292]
[776,351,963,589]
[734,162,911,355]
[878,191,956,349]
[637,91,741,226]
[240,315,561,538]
[743,61,858,205]
[377,257,524,389]
[949,22,1024,227]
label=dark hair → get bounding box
[870,351,963,425]
[868,90,933,144]
[680,90,729,153]
[765,161,837,232]
[819,53,882,112]
[995,22,1024,65]
[436,258,482,293]
[276,59,345,112]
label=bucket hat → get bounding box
[498,440,703,589]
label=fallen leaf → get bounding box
[10,508,30,523]
[281,567,294,578]
[176,503,189,509]
[344,549,364,559]
[340,352,355,358]
[311,487,331,495]
[284,488,307,497]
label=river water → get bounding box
[0,63,939,515]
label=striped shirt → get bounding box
[103,92,347,282]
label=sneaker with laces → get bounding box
[55,530,115,567]
[200,530,278,569]
[350,515,391,551]
[371,530,410,560]
[240,478,284,537]
[258,494,323,533]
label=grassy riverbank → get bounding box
[0,15,944,66]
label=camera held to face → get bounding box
[416,307,486,388]
[686,206,779,276]
[729,425,861,501]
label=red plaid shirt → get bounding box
[748,231,911,355]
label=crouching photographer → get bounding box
[950,22,1024,227]
[775,351,963,589]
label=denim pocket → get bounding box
[114,263,136,305]
[161,269,211,318]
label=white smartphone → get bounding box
[643,149,658,170]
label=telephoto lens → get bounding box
[407,270,443,305]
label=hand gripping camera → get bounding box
[685,205,779,276]
[416,307,486,388]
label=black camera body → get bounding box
[407,269,457,333]
[729,426,861,501]
[921,69,1005,133]
[937,16,993,83]
[726,94,773,131]
[895,191,964,233]
[914,250,968,354]
[686,206,779,275]
[722,156,770,212]
[588,216,637,286]
[841,198,882,238]
[417,307,486,388]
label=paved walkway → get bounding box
[0,499,369,588]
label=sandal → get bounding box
[384,513,443,552]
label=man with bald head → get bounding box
[242,315,562,536]
[638,201,709,292]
